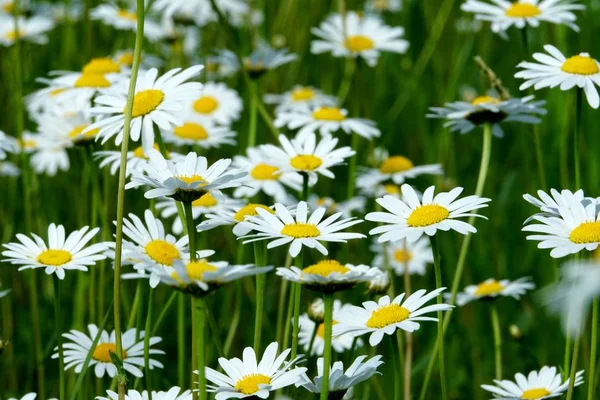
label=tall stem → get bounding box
[247,80,258,148]
[291,250,303,359]
[346,134,360,199]
[588,299,599,400]
[184,201,197,262]
[177,293,186,388]
[144,287,154,398]
[112,0,145,397]
[491,303,502,380]
[393,333,403,400]
[54,275,65,400]
[566,336,581,400]
[320,293,334,400]
[429,235,447,400]
[403,240,413,400]
[574,88,582,189]
[195,298,207,400]
[253,241,267,352]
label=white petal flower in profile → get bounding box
[210,42,297,79]
[202,342,307,399]
[311,11,409,67]
[163,117,237,149]
[0,15,55,46]
[0,130,18,160]
[297,355,383,397]
[461,0,584,35]
[29,141,71,177]
[261,132,355,181]
[307,195,366,219]
[126,149,246,202]
[237,201,365,257]
[91,4,164,41]
[453,277,535,306]
[357,155,443,188]
[371,237,433,276]
[366,184,491,243]
[1,224,107,279]
[523,196,600,258]
[523,188,587,223]
[53,325,164,378]
[481,366,584,399]
[334,288,453,346]
[86,65,204,152]
[186,81,243,125]
[196,203,277,234]
[7,394,57,400]
[0,160,20,177]
[94,144,186,177]
[516,45,600,109]
[264,86,338,113]
[275,106,380,139]
[97,387,192,400]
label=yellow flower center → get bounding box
[92,343,126,363]
[117,52,134,66]
[394,249,412,262]
[5,29,22,40]
[251,163,280,180]
[379,156,414,174]
[312,107,345,121]
[145,239,180,266]
[129,89,165,118]
[173,123,208,140]
[290,155,323,171]
[303,260,349,277]
[345,35,375,52]
[561,55,600,76]
[569,221,600,244]
[186,260,218,281]
[22,139,36,149]
[317,320,338,338]
[68,125,99,140]
[521,388,551,399]
[132,144,166,159]
[233,204,274,223]
[74,73,111,88]
[407,205,450,227]
[373,0,389,9]
[243,59,266,73]
[37,249,72,266]
[192,192,218,207]
[471,96,501,106]
[281,223,321,238]
[50,88,67,97]
[178,175,206,187]
[2,2,13,13]
[235,374,271,395]
[117,9,137,21]
[193,96,219,114]
[505,2,541,17]
[82,58,121,74]
[384,184,401,195]
[474,280,505,296]
[291,87,315,101]
[366,304,410,328]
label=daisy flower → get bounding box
[0,130,18,160]
[297,355,383,397]
[260,132,355,181]
[427,94,547,137]
[236,201,365,257]
[187,81,243,125]
[515,44,600,109]
[29,140,71,177]
[197,203,278,235]
[202,341,307,399]
[152,0,249,27]
[0,160,20,177]
[232,147,303,203]
[275,106,380,139]
[86,65,204,152]
[307,195,366,218]
[298,300,362,355]
[481,366,584,399]
[277,259,378,293]
[453,277,535,306]
[210,42,297,79]
[163,117,237,148]
[522,195,600,257]
[7,395,57,400]
[264,86,338,113]
[311,11,409,67]
[94,145,186,177]
[365,0,402,12]
[371,237,433,276]
[53,325,164,378]
[97,387,192,400]
[357,155,443,188]
[0,15,54,46]
[523,188,588,223]
[35,113,100,146]
[461,0,584,35]
[91,4,164,41]
[367,268,391,295]
[334,288,453,346]
[2,223,106,279]
[366,184,491,243]
[126,149,246,202]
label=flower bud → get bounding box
[308,298,325,324]
[367,269,390,295]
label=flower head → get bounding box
[453,277,535,306]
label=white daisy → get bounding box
[202,341,307,399]
[94,144,186,177]
[35,112,100,145]
[7,394,57,400]
[0,160,20,177]
[0,130,18,160]
[515,44,600,109]
[360,182,409,199]
[357,155,443,188]
[311,11,409,67]
[367,268,391,295]
[236,201,365,257]
[334,288,453,346]
[112,50,164,70]
[461,0,584,35]
[523,195,600,257]
[0,15,54,46]
[53,325,164,378]
[86,65,204,152]
[232,147,303,203]
[126,149,246,202]
[209,42,297,79]
[91,4,164,41]
[264,86,338,113]
[1,223,106,279]
[260,132,355,181]
[30,141,70,177]
[297,355,383,397]
[366,184,491,243]
[97,387,192,400]
[427,94,547,137]
[196,203,277,234]
[163,117,236,149]
[275,106,380,139]
[307,195,366,219]
[481,366,584,399]
[371,237,433,276]
[152,0,249,27]
[187,81,243,125]
[523,188,589,223]
[453,277,535,306]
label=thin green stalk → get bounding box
[532,125,547,191]
[112,0,145,397]
[588,299,599,400]
[177,294,186,388]
[337,58,356,104]
[151,291,177,336]
[184,201,197,262]
[283,281,295,351]
[301,172,309,201]
[574,88,583,189]
[224,280,242,356]
[403,240,412,400]
[291,250,303,359]
[54,275,65,400]
[144,287,154,399]
[392,333,402,400]
[346,133,360,199]
[566,336,581,400]
[253,241,267,353]
[205,305,225,359]
[247,80,258,148]
[429,235,447,400]
[307,323,319,357]
[320,293,334,400]
[196,299,207,400]
[564,320,573,380]
[191,297,197,400]
[276,253,293,344]
[29,271,46,398]
[491,303,502,380]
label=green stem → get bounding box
[564,322,573,380]
[277,254,293,344]
[205,305,225,359]
[184,201,197,262]
[29,271,46,399]
[307,323,319,357]
[291,250,303,359]
[54,275,65,400]
[337,58,356,104]
[144,287,154,399]
[151,291,177,336]
[320,293,334,400]
[429,235,447,400]
[392,333,402,400]
[283,281,295,351]
[247,80,258,148]
[532,125,547,191]
[191,297,197,400]
[566,336,581,400]
[574,88,583,189]
[491,303,502,380]
[224,280,242,356]
[403,240,412,400]
[588,299,599,400]
[253,241,267,352]
[301,172,309,201]
[346,133,360,199]
[177,294,186,388]
[195,298,207,400]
